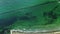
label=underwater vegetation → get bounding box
[18,12,37,21]
[43,5,59,25]
[43,11,57,25]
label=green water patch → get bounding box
[9,2,60,31]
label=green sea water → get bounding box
[9,1,60,32]
[0,0,59,33]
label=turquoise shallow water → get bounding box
[0,0,55,19]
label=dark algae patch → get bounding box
[43,5,59,25]
[18,12,37,21]
[43,11,57,25]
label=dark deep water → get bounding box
[0,16,17,27]
[0,16,18,34]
